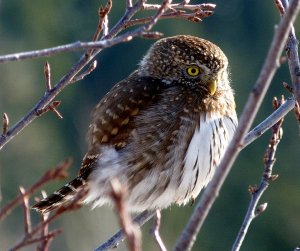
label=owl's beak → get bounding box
[207,79,217,96]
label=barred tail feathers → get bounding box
[32,175,86,214]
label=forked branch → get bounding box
[232,96,285,251]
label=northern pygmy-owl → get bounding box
[33,35,237,213]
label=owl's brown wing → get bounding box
[78,70,168,177]
[32,71,169,213]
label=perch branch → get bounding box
[231,97,285,251]
[173,1,300,250]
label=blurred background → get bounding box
[0,0,299,250]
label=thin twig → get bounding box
[10,188,87,251]
[36,100,63,119]
[294,100,300,124]
[19,187,32,235]
[2,112,9,136]
[280,0,300,105]
[0,158,71,221]
[87,0,113,56]
[124,10,208,29]
[275,0,285,15]
[174,1,300,250]
[95,211,155,251]
[37,191,51,251]
[151,210,167,251]
[70,60,98,84]
[44,61,52,91]
[127,0,133,8]
[243,97,294,147]
[231,97,284,251]
[110,178,141,251]
[142,3,215,12]
[283,81,293,93]
[9,230,62,251]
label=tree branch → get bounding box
[280,0,300,108]
[93,95,295,251]
[10,188,87,251]
[0,1,214,152]
[231,97,284,251]
[173,1,300,250]
[94,211,155,251]
[0,158,71,221]
[110,178,142,251]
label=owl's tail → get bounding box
[33,152,99,214]
[32,174,88,214]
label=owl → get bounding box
[33,35,237,213]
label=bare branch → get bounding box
[127,0,133,8]
[70,60,98,84]
[37,191,52,251]
[10,188,87,251]
[44,61,52,91]
[95,211,155,251]
[283,81,293,93]
[36,100,63,119]
[0,1,215,152]
[0,3,214,63]
[151,210,167,251]
[0,158,71,221]
[174,1,300,250]
[110,178,141,251]
[87,0,113,56]
[243,97,294,147]
[10,230,61,251]
[231,97,284,251]
[19,187,32,235]
[294,100,300,124]
[275,0,285,15]
[142,3,216,12]
[280,0,300,125]
[2,112,9,136]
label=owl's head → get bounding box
[139,35,229,95]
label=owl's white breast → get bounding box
[175,112,237,205]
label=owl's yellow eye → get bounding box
[186,66,200,77]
